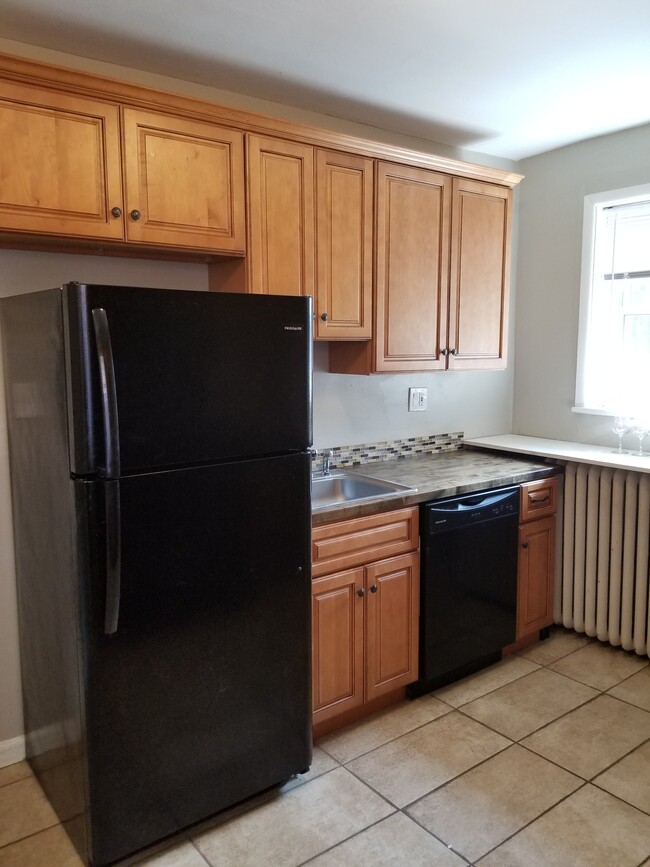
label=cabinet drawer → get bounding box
[520,478,557,522]
[312,506,419,577]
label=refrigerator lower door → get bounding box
[75,453,311,866]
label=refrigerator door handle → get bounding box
[91,308,121,479]
[104,480,122,635]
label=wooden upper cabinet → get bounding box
[329,162,451,373]
[315,150,373,339]
[448,178,512,370]
[375,163,451,371]
[0,81,124,240]
[122,109,245,253]
[329,167,514,374]
[246,135,315,296]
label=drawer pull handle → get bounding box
[529,494,550,504]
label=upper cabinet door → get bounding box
[315,150,373,339]
[375,163,451,372]
[448,178,512,370]
[122,108,245,253]
[246,135,315,296]
[0,81,124,240]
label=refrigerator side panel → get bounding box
[0,290,89,863]
[82,453,312,865]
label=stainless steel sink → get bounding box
[311,471,416,510]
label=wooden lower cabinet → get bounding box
[365,553,420,701]
[312,552,419,725]
[517,517,555,638]
[312,567,365,719]
[311,506,420,728]
[516,478,558,640]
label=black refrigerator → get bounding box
[1,283,314,866]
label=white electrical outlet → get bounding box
[408,387,427,412]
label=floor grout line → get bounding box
[3,627,649,865]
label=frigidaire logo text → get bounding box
[284,326,303,331]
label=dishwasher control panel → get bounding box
[422,485,520,535]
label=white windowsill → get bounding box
[465,434,650,473]
[571,406,615,417]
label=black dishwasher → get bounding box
[408,485,519,697]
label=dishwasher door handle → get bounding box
[429,489,516,513]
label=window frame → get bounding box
[574,183,650,417]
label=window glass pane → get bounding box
[577,190,650,416]
[621,313,650,418]
[608,216,650,274]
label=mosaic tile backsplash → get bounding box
[311,432,463,471]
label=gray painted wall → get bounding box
[513,122,650,447]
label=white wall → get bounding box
[0,39,519,752]
[513,122,650,446]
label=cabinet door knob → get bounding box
[441,348,449,357]
[130,209,142,221]
[320,312,329,322]
[370,584,378,593]
[357,587,365,597]
[522,541,529,549]
[450,348,458,356]
[111,207,122,218]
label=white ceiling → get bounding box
[2,0,650,160]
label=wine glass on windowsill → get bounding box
[630,420,648,456]
[611,417,629,453]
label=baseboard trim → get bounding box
[0,734,26,768]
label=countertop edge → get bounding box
[311,450,559,526]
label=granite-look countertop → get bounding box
[311,446,559,526]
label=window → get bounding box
[575,184,650,419]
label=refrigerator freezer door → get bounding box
[64,283,312,476]
[76,453,311,866]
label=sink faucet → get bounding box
[321,449,334,477]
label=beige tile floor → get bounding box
[1,627,649,867]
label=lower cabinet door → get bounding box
[365,552,420,701]
[312,567,365,722]
[517,517,555,638]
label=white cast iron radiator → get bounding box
[558,461,650,658]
